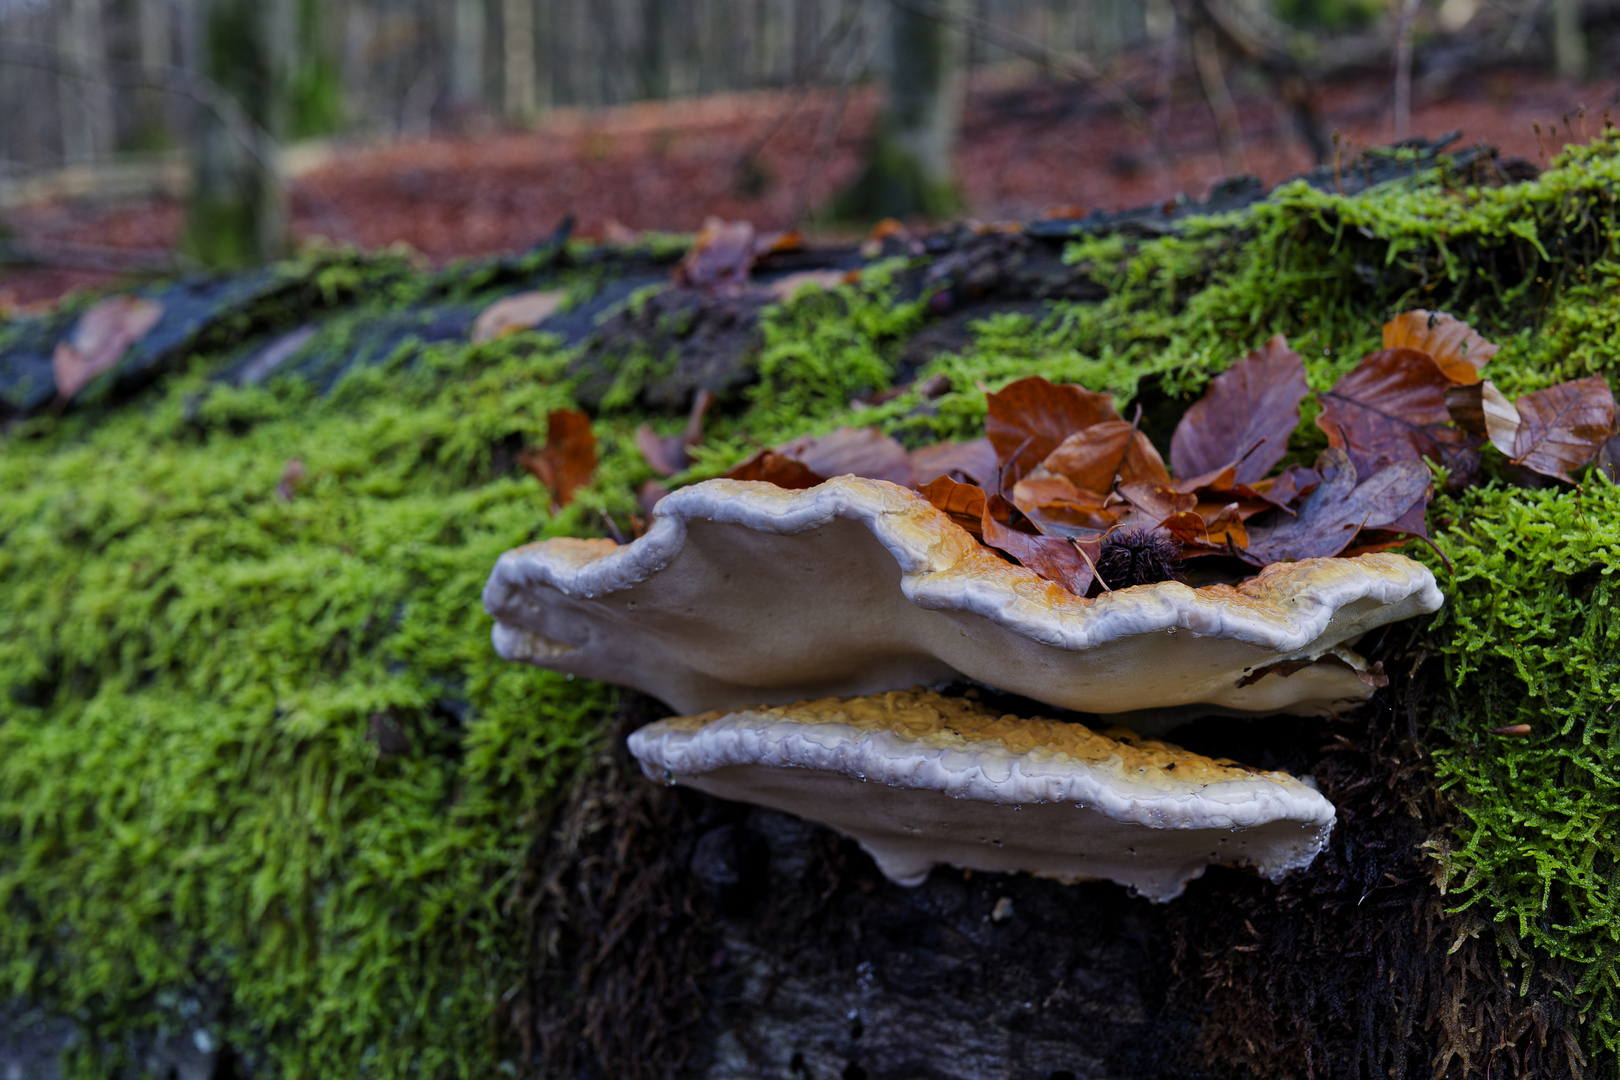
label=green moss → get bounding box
[0,337,615,1077]
[1422,480,1620,1054]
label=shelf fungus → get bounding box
[629,688,1336,901]
[483,476,1441,726]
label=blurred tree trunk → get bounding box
[55,0,114,162]
[182,0,289,266]
[832,0,965,222]
[1552,0,1585,79]
[134,0,172,148]
[502,0,536,118]
[640,0,668,99]
[287,0,342,138]
[449,0,487,106]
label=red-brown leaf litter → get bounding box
[2,66,1612,307]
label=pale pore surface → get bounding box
[630,688,1337,901]
[484,477,1442,720]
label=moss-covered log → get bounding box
[2,138,1619,1078]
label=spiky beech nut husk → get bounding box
[1096,528,1184,589]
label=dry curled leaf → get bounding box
[638,479,671,519]
[1168,503,1249,551]
[980,494,1095,595]
[1597,432,1620,484]
[1315,347,1470,476]
[471,289,566,343]
[911,437,998,489]
[635,389,714,477]
[673,217,756,291]
[921,475,1094,593]
[723,450,825,489]
[1248,465,1321,513]
[764,269,848,302]
[754,228,806,255]
[1242,449,1431,564]
[1169,334,1309,485]
[919,474,988,538]
[1116,482,1197,530]
[1038,421,1171,496]
[1009,473,1118,538]
[1510,376,1618,482]
[985,377,1120,490]
[52,294,164,405]
[1382,310,1498,384]
[519,409,598,509]
[275,457,307,503]
[776,426,915,487]
[1444,380,1520,456]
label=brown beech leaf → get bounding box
[777,426,915,487]
[638,479,670,518]
[1172,462,1238,494]
[673,217,756,291]
[1039,421,1171,494]
[1315,347,1469,476]
[724,450,826,489]
[1243,449,1431,563]
[1194,503,1249,549]
[765,269,849,302]
[1022,501,1119,539]
[52,294,164,405]
[519,409,598,509]
[981,495,1094,595]
[1597,432,1620,483]
[919,475,988,538]
[1444,380,1520,456]
[912,437,999,489]
[1009,474,1118,537]
[1162,506,1249,552]
[1248,465,1320,513]
[1169,334,1309,484]
[1510,376,1619,482]
[1011,473,1095,513]
[275,457,307,503]
[635,389,715,477]
[985,376,1120,488]
[1116,482,1197,528]
[471,289,566,343]
[754,228,806,255]
[1383,310,1498,384]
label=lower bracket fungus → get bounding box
[483,476,1442,723]
[628,689,1336,900]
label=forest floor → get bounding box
[2,60,1614,307]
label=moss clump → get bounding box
[0,335,614,1076]
[1424,479,1620,1055]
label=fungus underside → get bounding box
[3,136,1620,1074]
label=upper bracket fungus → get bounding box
[483,476,1441,723]
[629,689,1336,900]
